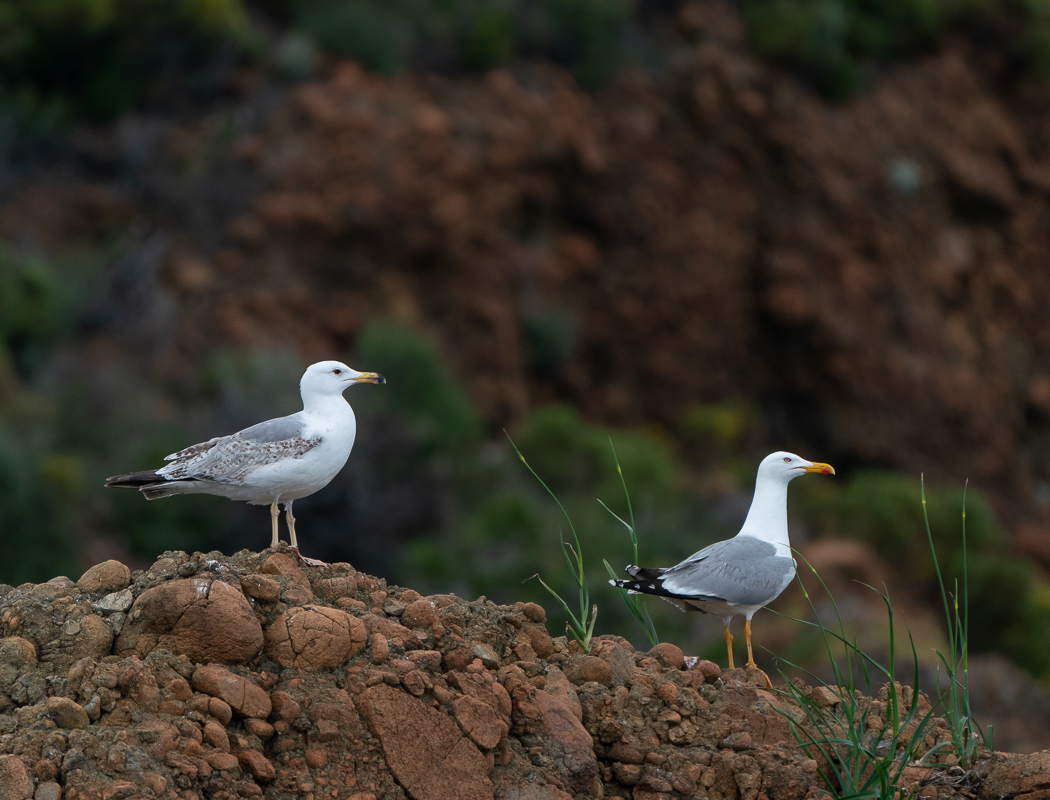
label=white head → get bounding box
[300,361,387,398]
[757,451,836,483]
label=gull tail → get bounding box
[608,564,666,594]
[105,470,163,489]
[105,471,186,500]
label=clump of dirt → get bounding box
[0,548,1037,800]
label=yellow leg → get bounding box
[745,618,773,689]
[269,500,280,548]
[724,623,735,670]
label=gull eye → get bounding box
[333,369,343,375]
[783,457,791,463]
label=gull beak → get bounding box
[801,462,835,475]
[349,372,386,385]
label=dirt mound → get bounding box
[0,548,1041,800]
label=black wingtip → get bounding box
[104,470,161,488]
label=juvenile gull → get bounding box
[106,361,385,562]
[610,451,834,685]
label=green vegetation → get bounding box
[395,396,706,647]
[0,0,635,130]
[743,0,1050,97]
[509,435,598,653]
[795,470,1050,676]
[5,0,1050,131]
[0,0,249,123]
[293,0,633,87]
[922,478,992,769]
[778,481,992,798]
[600,440,659,648]
[778,570,937,799]
[0,246,64,377]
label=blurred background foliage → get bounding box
[4,0,1050,130]
[3,258,1047,676]
[743,0,1050,96]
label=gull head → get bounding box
[300,361,387,397]
[759,451,835,483]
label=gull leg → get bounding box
[744,618,773,689]
[724,622,735,670]
[286,500,298,549]
[269,500,280,549]
[285,500,329,568]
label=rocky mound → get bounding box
[0,548,1043,800]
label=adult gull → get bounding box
[106,361,385,563]
[610,451,834,686]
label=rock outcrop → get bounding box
[0,549,1037,799]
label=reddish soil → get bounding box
[1,548,1041,800]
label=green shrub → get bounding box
[291,0,632,85]
[0,247,64,378]
[0,426,79,585]
[0,0,248,122]
[742,0,991,97]
[795,470,1050,675]
[354,319,484,454]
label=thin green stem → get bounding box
[509,433,597,653]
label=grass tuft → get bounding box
[776,477,993,799]
[600,438,659,647]
[508,433,597,653]
[921,476,993,769]
[776,558,938,799]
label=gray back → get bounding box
[660,536,795,606]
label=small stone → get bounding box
[721,731,752,751]
[209,698,233,725]
[316,576,357,601]
[46,697,89,729]
[304,748,327,769]
[402,671,429,696]
[648,642,685,670]
[192,667,271,719]
[406,650,443,672]
[690,659,722,683]
[453,694,506,749]
[203,721,230,751]
[204,751,240,771]
[35,781,62,800]
[244,719,274,738]
[442,647,472,672]
[265,606,365,668]
[564,655,612,687]
[613,762,643,785]
[270,691,301,724]
[806,686,841,707]
[76,561,132,594]
[0,755,34,799]
[522,603,546,622]
[0,637,37,667]
[261,553,308,585]
[96,588,134,613]
[370,633,389,665]
[236,750,276,781]
[401,598,437,630]
[240,575,281,604]
[471,643,500,669]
